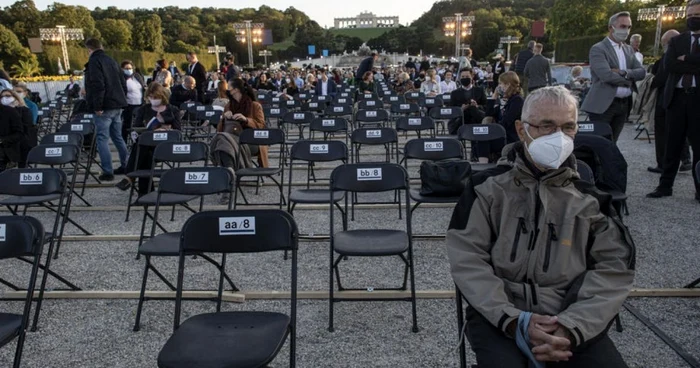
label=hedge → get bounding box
[555,29,658,63]
[40,45,218,76]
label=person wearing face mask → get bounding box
[486,71,525,146]
[1,89,35,168]
[420,69,442,97]
[281,77,299,100]
[440,71,457,94]
[448,68,488,134]
[447,86,634,368]
[314,70,337,98]
[13,83,38,125]
[115,83,181,192]
[647,0,700,202]
[121,60,145,142]
[581,11,646,143]
[0,91,24,171]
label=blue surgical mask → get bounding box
[123,69,133,76]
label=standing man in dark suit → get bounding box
[581,11,646,143]
[647,0,700,202]
[186,52,207,103]
[355,52,378,84]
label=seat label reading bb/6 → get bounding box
[357,168,382,181]
[219,217,256,235]
[20,173,43,185]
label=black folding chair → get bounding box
[350,127,399,164]
[39,132,90,206]
[390,102,421,121]
[577,121,613,141]
[422,95,444,111]
[355,108,390,129]
[383,94,406,106]
[324,104,353,122]
[0,216,44,368]
[333,96,353,106]
[133,167,238,331]
[284,98,301,110]
[264,106,288,128]
[357,99,383,111]
[404,91,425,104]
[395,116,436,139]
[58,119,99,194]
[0,168,81,330]
[234,129,286,208]
[310,117,350,146]
[686,162,700,288]
[357,92,378,101]
[328,163,418,333]
[281,111,314,141]
[428,106,463,136]
[124,130,183,221]
[458,124,507,171]
[157,209,298,368]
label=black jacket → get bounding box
[0,105,23,163]
[134,104,182,131]
[169,85,198,109]
[662,31,700,109]
[513,49,534,74]
[356,57,375,80]
[84,49,127,112]
[65,82,81,98]
[186,62,207,96]
[449,86,487,108]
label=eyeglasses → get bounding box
[525,121,577,136]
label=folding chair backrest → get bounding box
[270,96,282,106]
[395,116,435,132]
[302,101,324,112]
[297,92,311,101]
[0,168,66,197]
[180,101,199,111]
[336,92,353,101]
[358,99,383,110]
[313,95,330,104]
[284,99,301,109]
[27,144,80,166]
[290,140,348,162]
[153,141,209,164]
[423,96,444,109]
[137,130,183,147]
[405,91,425,102]
[350,127,398,145]
[180,209,298,254]
[330,163,409,193]
[0,216,44,259]
[264,106,288,119]
[40,132,83,147]
[239,128,285,146]
[458,124,506,142]
[334,96,352,105]
[58,121,95,136]
[577,121,613,141]
[384,95,406,104]
[391,102,420,115]
[196,109,222,122]
[358,92,378,101]
[355,109,389,123]
[71,113,96,122]
[577,159,594,183]
[441,93,452,104]
[310,117,348,133]
[158,167,234,196]
[325,104,352,117]
[403,138,463,161]
[282,111,314,125]
[186,103,205,115]
[256,93,270,103]
[429,106,463,120]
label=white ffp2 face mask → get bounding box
[1,97,15,106]
[524,126,574,170]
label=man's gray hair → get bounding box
[630,34,642,42]
[522,86,579,124]
[527,40,536,49]
[609,11,631,27]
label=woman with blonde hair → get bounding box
[394,72,415,95]
[154,59,173,89]
[420,69,441,96]
[493,71,524,144]
[212,80,229,110]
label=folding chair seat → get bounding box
[395,116,436,139]
[0,169,80,330]
[233,129,286,208]
[429,106,463,136]
[157,209,298,368]
[0,216,44,368]
[310,117,349,145]
[328,163,418,332]
[357,98,383,111]
[124,130,183,221]
[458,124,507,172]
[133,166,237,331]
[355,108,390,130]
[350,127,398,163]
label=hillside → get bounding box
[329,28,393,42]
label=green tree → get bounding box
[1,0,42,46]
[11,58,42,77]
[44,3,101,39]
[0,23,36,73]
[293,20,324,50]
[549,0,616,43]
[132,14,163,52]
[97,18,131,50]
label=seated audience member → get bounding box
[314,71,337,98]
[394,72,416,95]
[13,82,38,125]
[65,75,81,98]
[440,71,457,94]
[448,68,488,134]
[358,71,376,94]
[1,89,35,167]
[0,101,22,172]
[255,73,276,91]
[115,83,181,193]
[211,80,229,110]
[207,72,221,91]
[487,71,525,144]
[282,78,300,100]
[421,69,442,96]
[154,59,173,89]
[170,76,198,109]
[303,74,317,91]
[447,86,634,368]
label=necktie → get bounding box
[682,35,700,89]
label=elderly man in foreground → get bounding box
[447,86,635,368]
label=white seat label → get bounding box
[286,100,295,105]
[205,111,215,117]
[0,224,4,241]
[408,118,421,126]
[254,130,269,138]
[80,119,91,123]
[338,99,347,104]
[426,99,435,104]
[173,144,191,154]
[424,141,444,152]
[45,147,62,157]
[366,130,382,138]
[20,173,43,185]
[219,217,255,235]
[366,111,377,117]
[333,106,344,112]
[294,113,305,120]
[196,106,206,111]
[271,108,280,114]
[579,123,594,132]
[390,96,398,101]
[473,126,489,135]
[310,144,329,154]
[440,108,452,115]
[83,114,94,118]
[71,124,82,131]
[322,119,335,127]
[400,104,410,109]
[364,94,372,98]
[257,95,265,99]
[357,168,382,181]
[54,135,68,143]
[153,132,168,141]
[367,101,376,106]
[185,172,209,184]
[309,102,318,108]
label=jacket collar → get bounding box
[499,142,579,186]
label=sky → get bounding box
[28,0,435,29]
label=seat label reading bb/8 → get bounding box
[219,217,256,235]
[357,168,382,181]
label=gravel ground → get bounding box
[1,122,699,367]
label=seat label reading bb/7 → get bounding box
[185,172,209,184]
[219,217,256,235]
[357,168,382,181]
